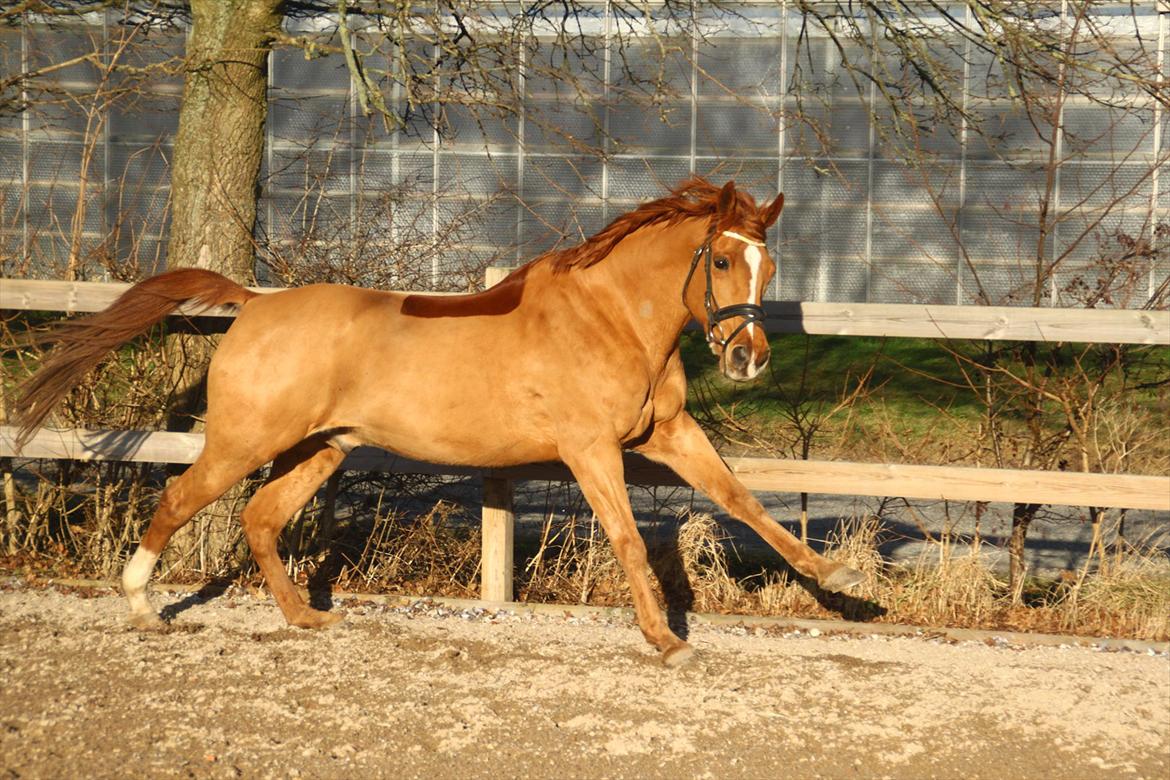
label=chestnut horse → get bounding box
[15,178,862,666]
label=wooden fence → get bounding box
[2,275,1168,602]
[5,276,1169,344]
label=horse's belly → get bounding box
[333,385,546,468]
[355,421,558,468]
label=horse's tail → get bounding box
[12,268,259,450]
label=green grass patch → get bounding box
[680,332,983,429]
[679,332,1170,463]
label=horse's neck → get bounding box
[582,221,704,366]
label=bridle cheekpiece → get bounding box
[682,230,768,350]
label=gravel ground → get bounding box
[1,583,1167,780]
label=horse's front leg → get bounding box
[559,438,694,667]
[636,412,864,593]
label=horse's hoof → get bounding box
[662,643,696,668]
[128,611,166,631]
[820,563,865,593]
[291,609,344,630]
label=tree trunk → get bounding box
[164,0,282,573]
[1008,503,1041,603]
[167,0,280,281]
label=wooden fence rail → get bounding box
[5,427,1169,512]
[7,426,1168,511]
[4,276,1168,344]
[3,275,1169,601]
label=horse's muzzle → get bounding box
[720,332,770,382]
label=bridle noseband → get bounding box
[682,230,768,350]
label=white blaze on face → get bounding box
[744,245,763,338]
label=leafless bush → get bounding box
[257,175,511,292]
[331,499,482,598]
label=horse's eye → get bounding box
[713,256,729,270]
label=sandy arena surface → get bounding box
[1,583,1167,780]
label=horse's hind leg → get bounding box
[123,449,267,628]
[240,438,345,629]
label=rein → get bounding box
[682,230,768,350]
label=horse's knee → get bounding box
[607,528,647,563]
[241,501,283,555]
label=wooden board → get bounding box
[5,426,1166,511]
[764,302,1170,345]
[721,456,1170,512]
[0,278,454,317]
[5,277,1165,345]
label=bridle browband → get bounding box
[682,230,768,350]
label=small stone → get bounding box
[808,628,822,638]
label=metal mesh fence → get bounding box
[1,4,1166,306]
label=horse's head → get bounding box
[683,181,783,382]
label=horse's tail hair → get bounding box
[12,268,258,450]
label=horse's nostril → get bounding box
[730,345,750,370]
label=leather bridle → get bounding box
[682,230,768,350]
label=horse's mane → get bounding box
[547,177,767,273]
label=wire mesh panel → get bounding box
[519,155,605,254]
[3,4,1166,307]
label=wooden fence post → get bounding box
[481,476,515,602]
[484,265,510,289]
[479,267,516,602]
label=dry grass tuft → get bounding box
[886,547,1006,628]
[3,477,1167,640]
[518,513,625,605]
[513,508,1168,641]
[1057,549,1170,639]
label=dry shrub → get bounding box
[1,462,167,579]
[518,513,625,605]
[1056,547,1170,640]
[884,545,1006,628]
[522,510,884,621]
[331,500,481,599]
[514,507,1167,641]
[5,470,1167,641]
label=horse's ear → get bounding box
[716,181,738,224]
[762,193,784,228]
